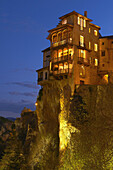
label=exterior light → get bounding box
[35,102,38,106]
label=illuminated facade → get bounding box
[36,11,113,86]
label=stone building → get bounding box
[37,10,113,88]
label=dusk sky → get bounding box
[0,0,113,118]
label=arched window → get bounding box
[58,32,62,42]
[62,30,67,40]
[52,34,57,43]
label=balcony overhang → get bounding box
[47,24,73,40]
[36,66,49,73]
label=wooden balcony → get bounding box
[52,54,73,63]
[77,57,90,66]
[50,68,72,76]
[52,38,73,48]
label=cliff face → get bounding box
[1,85,113,169]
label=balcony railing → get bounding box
[51,68,72,75]
[77,57,90,66]
[52,54,73,63]
[52,38,73,47]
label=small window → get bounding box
[62,19,67,25]
[80,35,84,47]
[112,41,113,44]
[102,64,105,67]
[89,28,91,33]
[80,18,83,30]
[102,42,104,45]
[83,19,86,27]
[78,16,80,25]
[95,59,98,66]
[79,50,86,58]
[45,72,48,80]
[80,80,84,85]
[89,42,91,49]
[101,51,105,56]
[94,30,98,36]
[94,43,98,51]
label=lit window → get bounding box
[79,50,85,58]
[103,74,108,83]
[80,18,83,30]
[50,61,52,70]
[94,43,98,51]
[78,16,80,25]
[94,30,98,36]
[89,42,91,49]
[80,35,84,47]
[89,28,91,33]
[62,19,67,25]
[84,19,86,27]
[95,59,98,66]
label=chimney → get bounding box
[84,11,87,17]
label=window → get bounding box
[80,35,84,47]
[45,72,48,80]
[62,19,67,25]
[94,30,98,36]
[50,61,52,70]
[95,59,98,66]
[89,28,91,33]
[89,57,92,64]
[84,19,86,27]
[78,16,80,25]
[101,51,105,56]
[102,42,104,45]
[94,43,98,51]
[89,42,91,49]
[52,34,57,43]
[79,50,85,58]
[80,80,84,85]
[78,17,86,30]
[80,18,83,30]
[112,41,113,44]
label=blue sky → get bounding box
[0,0,113,118]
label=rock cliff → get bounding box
[1,85,113,169]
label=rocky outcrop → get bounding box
[1,84,113,169]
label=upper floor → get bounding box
[36,11,113,85]
[47,11,100,52]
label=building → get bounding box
[36,10,113,88]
